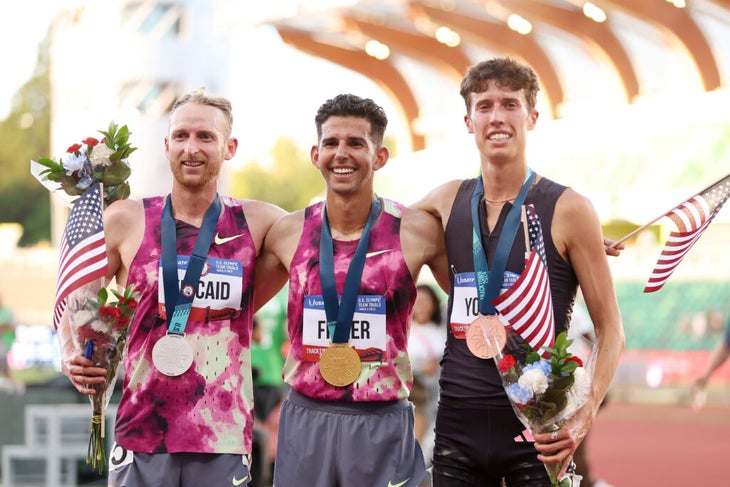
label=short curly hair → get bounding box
[460,57,540,113]
[315,94,388,146]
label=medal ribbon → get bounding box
[319,198,382,344]
[470,170,535,315]
[161,194,221,334]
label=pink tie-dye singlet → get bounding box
[114,196,256,454]
[284,198,417,401]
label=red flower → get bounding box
[83,137,100,147]
[66,143,82,153]
[75,325,101,343]
[114,315,131,330]
[498,354,516,373]
[99,306,123,320]
[566,356,583,367]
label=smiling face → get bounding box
[464,80,538,166]
[311,115,388,197]
[165,102,237,191]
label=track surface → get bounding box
[586,402,730,486]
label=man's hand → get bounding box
[603,237,624,257]
[61,353,107,395]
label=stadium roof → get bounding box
[269,0,730,150]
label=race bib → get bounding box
[302,294,387,363]
[158,256,243,321]
[449,271,518,339]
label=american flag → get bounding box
[53,183,108,328]
[644,174,730,293]
[492,204,555,358]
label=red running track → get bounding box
[584,402,730,486]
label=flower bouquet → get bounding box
[66,283,139,473]
[31,121,137,473]
[495,329,591,487]
[30,121,136,208]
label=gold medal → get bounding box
[152,333,194,376]
[319,343,362,387]
[466,315,506,359]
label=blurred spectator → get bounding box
[251,309,288,487]
[0,295,17,377]
[691,318,730,410]
[407,284,446,465]
[568,299,614,487]
[251,314,287,420]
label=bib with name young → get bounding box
[450,271,518,339]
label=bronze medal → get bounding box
[466,315,506,359]
[319,343,362,387]
[152,333,194,376]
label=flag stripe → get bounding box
[55,235,107,300]
[493,204,555,358]
[52,183,108,329]
[645,175,730,293]
[668,196,709,232]
[54,247,107,304]
[643,220,712,293]
[494,250,555,357]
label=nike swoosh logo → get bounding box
[388,478,410,487]
[232,474,249,486]
[366,249,393,258]
[214,232,245,245]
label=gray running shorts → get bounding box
[107,442,250,487]
[273,389,426,487]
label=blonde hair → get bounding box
[171,87,234,136]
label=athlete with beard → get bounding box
[58,88,285,487]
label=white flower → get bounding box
[89,144,114,167]
[70,309,95,327]
[62,152,86,174]
[567,367,591,408]
[518,367,549,395]
[573,367,590,394]
[90,318,113,335]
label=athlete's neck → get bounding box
[169,189,220,227]
[325,192,378,241]
[480,162,532,203]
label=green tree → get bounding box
[231,136,324,211]
[0,33,51,246]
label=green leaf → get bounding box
[103,161,131,185]
[96,287,109,306]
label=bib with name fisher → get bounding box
[317,198,382,387]
[302,294,387,363]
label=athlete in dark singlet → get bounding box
[414,57,625,486]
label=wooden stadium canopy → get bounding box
[271,0,729,151]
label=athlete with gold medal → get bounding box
[257,94,449,487]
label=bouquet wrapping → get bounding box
[31,121,137,473]
[480,203,591,485]
[489,328,591,487]
[66,283,139,473]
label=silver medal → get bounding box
[152,334,194,376]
